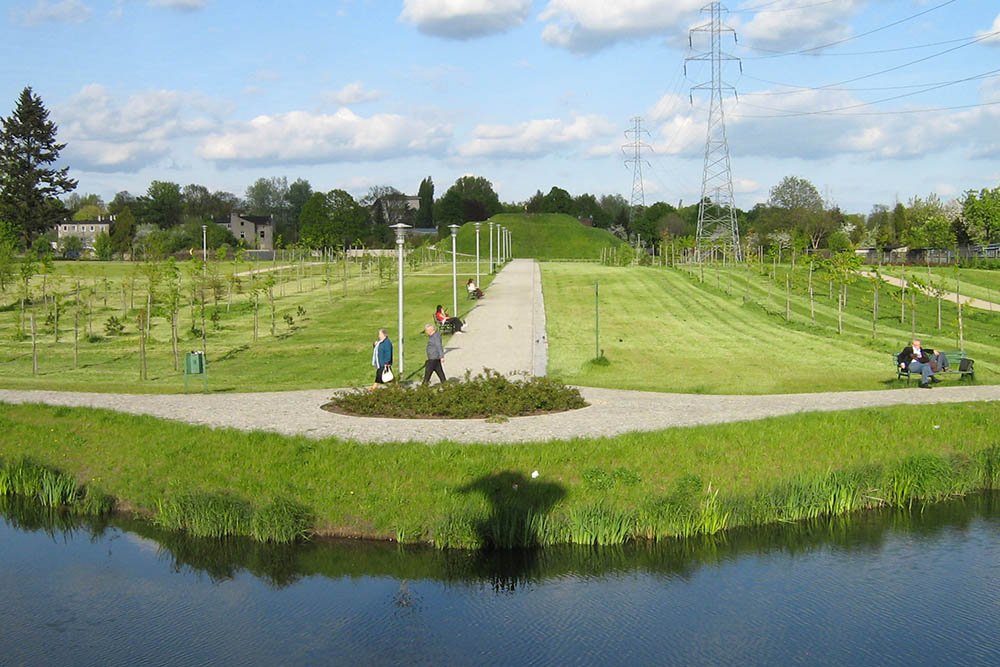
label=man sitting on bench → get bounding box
[899,339,945,388]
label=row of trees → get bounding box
[2,87,998,259]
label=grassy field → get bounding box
[0,256,493,392]
[454,213,623,260]
[2,400,999,548]
[542,262,1000,393]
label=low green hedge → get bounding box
[326,370,587,418]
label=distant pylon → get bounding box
[686,2,742,261]
[622,116,651,232]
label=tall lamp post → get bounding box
[474,222,481,287]
[201,225,207,356]
[488,221,495,274]
[449,224,460,316]
[391,223,411,377]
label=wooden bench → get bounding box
[436,317,455,335]
[894,350,975,384]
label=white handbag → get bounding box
[381,365,394,383]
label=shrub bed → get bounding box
[326,370,587,418]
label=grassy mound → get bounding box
[454,213,622,260]
[326,370,587,418]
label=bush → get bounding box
[327,370,587,418]
[104,315,124,336]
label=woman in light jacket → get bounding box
[370,328,393,389]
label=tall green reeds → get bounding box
[155,492,313,544]
[425,448,1000,550]
[0,458,114,515]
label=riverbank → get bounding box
[2,401,999,548]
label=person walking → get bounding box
[370,328,393,390]
[423,323,447,385]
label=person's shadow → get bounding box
[456,471,566,591]
[458,471,566,550]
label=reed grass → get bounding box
[0,457,114,514]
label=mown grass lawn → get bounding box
[542,262,1000,393]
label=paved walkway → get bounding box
[440,259,546,380]
[1,259,997,444]
[860,271,1000,311]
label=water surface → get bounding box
[2,495,1000,665]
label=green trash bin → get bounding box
[184,351,207,391]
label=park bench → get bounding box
[436,317,455,335]
[894,350,975,384]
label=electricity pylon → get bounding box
[622,116,651,232]
[686,1,742,261]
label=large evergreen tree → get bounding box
[417,176,434,228]
[0,87,77,246]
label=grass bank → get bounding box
[2,400,999,548]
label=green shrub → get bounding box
[327,370,587,418]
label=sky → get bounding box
[3,0,999,216]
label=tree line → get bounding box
[2,86,998,261]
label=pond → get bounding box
[2,494,1000,665]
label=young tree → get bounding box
[110,207,137,258]
[0,87,77,246]
[94,231,113,261]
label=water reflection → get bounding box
[3,491,998,590]
[4,493,1000,665]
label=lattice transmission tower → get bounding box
[622,116,651,232]
[686,2,742,261]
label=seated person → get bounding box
[466,278,484,299]
[435,305,466,333]
[899,339,944,387]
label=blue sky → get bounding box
[3,0,999,215]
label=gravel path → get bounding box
[1,259,997,444]
[1,384,997,444]
[860,271,1000,311]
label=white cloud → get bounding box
[735,0,865,52]
[401,0,531,39]
[148,0,206,9]
[977,12,1000,45]
[456,114,617,158]
[55,84,221,172]
[645,87,1000,165]
[13,0,91,26]
[198,109,452,166]
[539,0,703,53]
[324,82,380,106]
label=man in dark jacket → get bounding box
[423,323,447,385]
[899,339,942,388]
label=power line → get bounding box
[740,69,1000,96]
[688,1,742,261]
[747,31,999,95]
[738,0,958,59]
[739,32,997,58]
[733,99,1000,119]
[622,116,652,229]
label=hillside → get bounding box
[453,213,623,260]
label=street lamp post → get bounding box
[488,221,495,274]
[449,224,460,316]
[201,225,207,356]
[391,223,411,377]
[474,222,481,287]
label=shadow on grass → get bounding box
[459,471,566,550]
